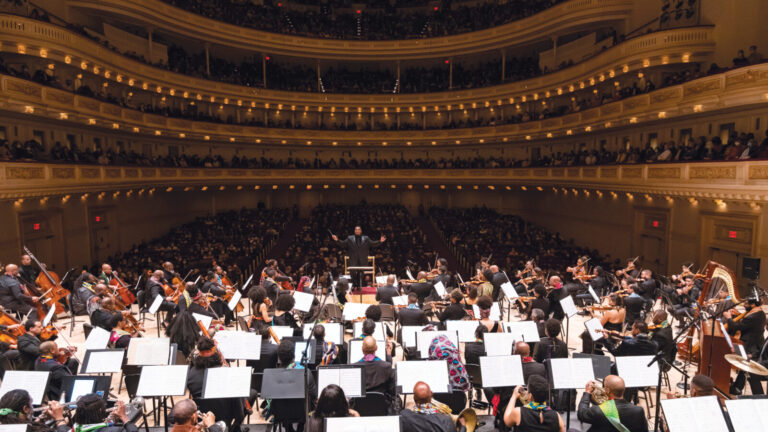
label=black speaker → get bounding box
[742,257,760,280]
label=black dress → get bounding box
[518,407,561,432]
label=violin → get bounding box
[220,276,244,313]
[55,346,77,364]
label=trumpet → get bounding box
[590,382,610,405]
[196,411,227,432]
[431,399,477,432]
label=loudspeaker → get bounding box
[742,257,760,280]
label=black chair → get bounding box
[67,294,88,336]
[433,390,467,415]
[82,322,93,339]
[351,392,390,416]
[270,399,306,432]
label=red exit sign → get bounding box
[652,220,659,228]
[728,230,738,239]
[33,223,40,231]
[95,216,102,222]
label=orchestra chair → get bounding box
[350,392,389,416]
[67,294,88,336]
[636,387,654,419]
[269,398,306,432]
[433,390,468,415]
[464,363,492,414]
[121,373,151,432]
[318,304,342,322]
[378,304,397,347]
[237,317,250,332]
[247,371,264,423]
[82,322,93,339]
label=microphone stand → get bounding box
[301,317,319,426]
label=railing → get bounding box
[65,0,634,60]
[2,161,768,201]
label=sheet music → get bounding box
[504,321,541,343]
[269,326,294,344]
[70,379,95,401]
[342,302,370,321]
[501,282,518,299]
[718,320,735,352]
[0,424,30,432]
[406,269,415,280]
[392,295,408,307]
[227,290,242,311]
[479,355,525,387]
[83,326,111,351]
[43,304,55,327]
[136,365,189,397]
[549,358,594,389]
[400,326,422,347]
[472,302,501,321]
[192,313,213,330]
[724,399,768,432]
[317,367,363,398]
[615,355,659,387]
[661,396,728,432]
[447,320,481,343]
[213,331,262,360]
[293,341,315,363]
[325,416,400,432]
[292,291,314,313]
[0,371,49,404]
[559,296,578,318]
[433,281,447,297]
[375,276,388,285]
[242,274,254,291]
[396,360,449,394]
[83,350,125,373]
[483,333,516,356]
[353,321,385,340]
[127,337,170,365]
[202,367,252,399]
[348,339,386,364]
[584,318,604,341]
[148,294,163,314]
[302,322,343,345]
[417,330,458,358]
[587,285,600,302]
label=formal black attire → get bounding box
[527,297,550,319]
[0,275,35,317]
[35,356,72,401]
[376,284,400,305]
[17,332,41,370]
[464,342,485,366]
[533,337,568,363]
[577,393,648,432]
[355,358,397,406]
[406,282,434,306]
[491,271,507,302]
[147,279,175,322]
[437,303,466,322]
[399,409,458,432]
[337,235,380,288]
[187,365,246,431]
[623,295,645,324]
[200,281,233,324]
[246,341,278,373]
[650,325,675,370]
[728,309,767,394]
[518,406,561,432]
[90,307,121,331]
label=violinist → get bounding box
[0,264,39,320]
[489,265,507,301]
[261,269,280,302]
[247,286,271,332]
[17,320,49,370]
[436,289,467,322]
[148,270,176,327]
[375,275,399,305]
[107,313,137,349]
[403,271,432,306]
[615,257,640,281]
[260,259,293,285]
[725,297,767,395]
[632,269,657,309]
[547,275,566,321]
[201,272,233,326]
[670,275,699,323]
[526,284,550,320]
[35,341,74,401]
[432,264,453,291]
[90,296,124,331]
[272,294,299,333]
[621,280,645,325]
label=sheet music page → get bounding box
[227,290,242,311]
[270,326,294,344]
[316,368,339,396]
[587,285,600,302]
[550,358,594,389]
[396,360,449,394]
[724,399,768,432]
[616,355,659,387]
[342,303,370,321]
[348,339,386,364]
[375,276,387,285]
[70,379,95,402]
[148,294,163,314]
[203,367,252,399]
[560,295,578,318]
[303,323,343,345]
[501,282,518,299]
[584,318,604,341]
[192,313,213,330]
[325,416,400,432]
[0,371,49,405]
[392,276,398,288]
[127,337,170,365]
[308,277,315,290]
[293,341,315,363]
[353,321,385,340]
[472,303,501,321]
[317,368,363,398]
[401,326,422,347]
[433,281,447,297]
[504,321,541,343]
[292,291,314,312]
[480,355,525,387]
[213,331,262,360]
[136,365,189,397]
[43,305,55,327]
[447,320,480,343]
[483,333,516,356]
[661,396,728,432]
[0,424,31,432]
[84,350,125,373]
[83,326,111,351]
[392,295,408,307]
[418,330,458,358]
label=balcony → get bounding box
[3,161,768,201]
[66,0,633,61]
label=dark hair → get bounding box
[467,286,479,299]
[313,324,325,340]
[545,318,561,338]
[361,319,376,336]
[482,269,494,282]
[186,284,199,297]
[192,337,223,369]
[476,295,493,310]
[0,389,30,424]
[73,394,107,424]
[314,384,349,419]
[23,320,37,331]
[527,375,549,403]
[249,286,267,304]
[533,284,546,297]
[365,305,381,321]
[438,258,448,267]
[593,266,604,276]
[275,293,295,312]
[691,374,714,394]
[474,324,488,341]
[407,292,418,304]
[206,271,216,281]
[449,289,463,303]
[633,320,648,333]
[107,313,123,330]
[277,339,296,366]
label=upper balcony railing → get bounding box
[66,0,634,60]
[3,160,768,201]
[0,14,715,109]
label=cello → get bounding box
[23,247,70,314]
[107,273,137,306]
[220,275,244,314]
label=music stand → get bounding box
[345,256,375,302]
[61,375,111,402]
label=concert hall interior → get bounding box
[0,0,767,431]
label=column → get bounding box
[147,28,154,60]
[262,54,267,88]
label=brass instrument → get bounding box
[590,382,609,405]
[432,399,477,432]
[517,388,532,404]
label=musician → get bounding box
[169,399,224,432]
[364,305,394,339]
[200,272,232,326]
[162,262,177,285]
[34,341,73,401]
[272,294,299,333]
[632,269,657,307]
[476,295,502,333]
[615,258,640,281]
[355,336,396,408]
[503,375,565,432]
[17,320,47,370]
[433,264,453,290]
[605,320,658,358]
[526,284,550,319]
[247,286,271,332]
[546,275,566,321]
[476,257,490,272]
[70,272,98,316]
[18,255,39,286]
[589,266,609,298]
[399,381,461,432]
[489,265,507,301]
[476,269,494,299]
[436,289,468,322]
[0,389,68,432]
[690,374,715,397]
[311,324,341,367]
[670,275,699,323]
[464,286,479,309]
[621,280,645,325]
[581,295,624,355]
[246,325,279,373]
[577,375,647,432]
[71,394,137,432]
[516,342,547,383]
[260,259,292,285]
[533,319,568,363]
[375,275,400,305]
[397,293,429,327]
[90,296,123,331]
[306,385,360,432]
[0,264,38,319]
[464,324,487,366]
[404,272,433,306]
[261,269,280,302]
[276,339,318,400]
[649,310,675,368]
[331,226,386,288]
[97,263,117,285]
[725,297,767,395]
[107,313,136,349]
[148,270,176,327]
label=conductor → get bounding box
[332,226,386,288]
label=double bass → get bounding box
[107,273,136,307]
[23,247,70,315]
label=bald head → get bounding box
[514,341,530,357]
[171,399,198,425]
[4,264,18,276]
[386,275,395,284]
[362,336,378,355]
[40,341,57,355]
[101,264,112,273]
[152,270,165,279]
[490,265,499,273]
[604,375,625,399]
[417,271,427,280]
[413,381,432,404]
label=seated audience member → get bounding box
[400,381,464,432]
[577,375,647,432]
[305,384,359,432]
[170,399,224,432]
[72,394,138,432]
[34,341,74,401]
[533,318,568,363]
[503,375,565,432]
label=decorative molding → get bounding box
[51,167,75,179]
[690,166,736,180]
[141,168,156,177]
[622,167,642,178]
[648,167,681,179]
[583,168,597,178]
[79,167,100,179]
[601,167,617,178]
[6,167,43,179]
[748,165,768,180]
[105,168,121,178]
[683,79,721,96]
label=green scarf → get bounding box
[598,400,631,432]
[75,422,112,432]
